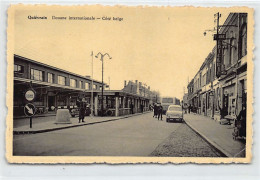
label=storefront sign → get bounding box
[25,89,36,101]
[214,34,226,40]
[216,40,222,78]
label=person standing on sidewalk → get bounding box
[237,104,247,137]
[77,97,86,123]
[157,103,163,121]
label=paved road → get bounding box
[13,113,223,157]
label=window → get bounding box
[31,69,43,81]
[58,76,66,85]
[229,39,235,65]
[241,24,247,57]
[168,106,182,111]
[47,73,54,83]
[14,64,24,73]
[94,84,97,90]
[79,81,83,89]
[85,82,90,90]
[70,79,76,87]
[99,86,102,90]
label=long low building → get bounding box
[13,55,150,118]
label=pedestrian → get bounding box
[218,103,226,119]
[188,104,191,114]
[237,103,246,137]
[77,97,86,123]
[157,103,163,121]
[153,103,158,118]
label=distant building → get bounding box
[122,80,160,104]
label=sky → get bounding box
[13,6,229,99]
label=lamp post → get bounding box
[95,52,112,116]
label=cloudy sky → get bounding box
[13,5,229,99]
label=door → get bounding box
[48,96,55,111]
[223,94,229,116]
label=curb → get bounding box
[13,111,151,135]
[184,120,232,157]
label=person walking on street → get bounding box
[157,103,163,121]
[153,103,158,118]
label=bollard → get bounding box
[55,109,72,124]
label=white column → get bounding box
[122,96,125,115]
[94,95,98,116]
[135,99,138,113]
[115,96,119,116]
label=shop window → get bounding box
[14,64,24,73]
[70,79,76,88]
[47,73,54,83]
[58,75,66,85]
[31,68,43,81]
[229,39,235,65]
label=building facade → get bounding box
[187,13,248,122]
[14,55,151,118]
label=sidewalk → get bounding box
[184,113,246,157]
[13,112,151,134]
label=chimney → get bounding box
[124,80,127,87]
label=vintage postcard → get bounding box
[6,5,254,163]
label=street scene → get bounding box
[8,6,251,162]
[14,113,223,157]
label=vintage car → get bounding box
[166,105,184,123]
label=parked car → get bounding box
[166,105,183,123]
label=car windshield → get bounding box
[168,106,182,111]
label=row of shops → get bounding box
[186,13,247,121]
[13,55,151,118]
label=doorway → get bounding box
[48,96,55,111]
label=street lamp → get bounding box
[95,52,112,116]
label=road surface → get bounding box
[13,113,222,157]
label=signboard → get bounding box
[213,34,226,40]
[24,103,36,117]
[216,40,223,78]
[25,89,36,101]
